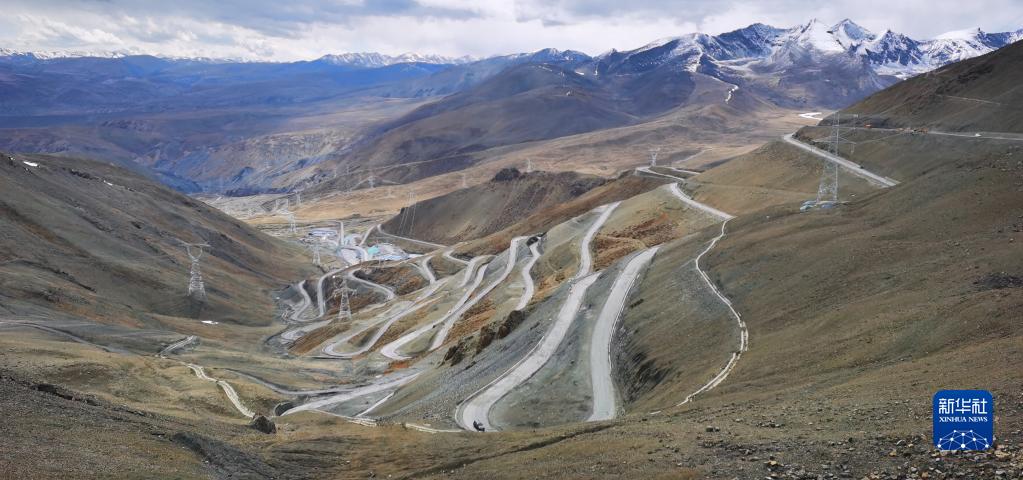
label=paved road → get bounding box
[576,203,620,280]
[356,392,395,417]
[347,269,397,302]
[677,219,749,406]
[340,245,368,263]
[380,262,490,360]
[184,363,256,418]
[515,240,541,311]
[667,183,734,221]
[417,256,437,284]
[289,280,313,322]
[443,249,470,265]
[457,273,601,432]
[459,255,489,288]
[662,166,701,176]
[588,247,660,421]
[159,335,198,356]
[315,269,346,318]
[223,369,351,395]
[283,372,422,415]
[635,166,689,182]
[322,279,448,358]
[782,133,900,187]
[456,202,622,431]
[430,237,527,351]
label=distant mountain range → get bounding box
[4,18,1019,76]
[1,18,1019,194]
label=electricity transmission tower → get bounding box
[332,276,355,324]
[312,244,321,266]
[526,159,533,173]
[367,174,376,189]
[461,172,468,188]
[280,207,297,234]
[816,113,857,204]
[649,147,662,167]
[336,221,345,247]
[182,242,210,301]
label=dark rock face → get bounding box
[476,325,497,354]
[272,402,294,417]
[975,272,1023,290]
[497,310,527,338]
[492,167,523,182]
[248,415,277,434]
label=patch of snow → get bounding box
[22,161,38,167]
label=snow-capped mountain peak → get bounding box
[830,18,876,48]
[786,18,848,54]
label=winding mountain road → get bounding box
[185,363,255,418]
[430,236,527,351]
[677,219,748,405]
[459,255,489,288]
[588,246,660,421]
[315,269,346,318]
[515,240,541,311]
[667,183,734,221]
[417,256,437,284]
[457,273,601,432]
[322,279,448,358]
[283,372,422,416]
[635,166,689,182]
[160,335,198,356]
[380,262,490,360]
[455,202,623,431]
[347,269,397,302]
[576,202,620,280]
[443,249,470,265]
[289,280,314,322]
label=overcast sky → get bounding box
[2,0,1022,61]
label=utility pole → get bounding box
[649,147,661,167]
[182,242,210,301]
[332,276,355,324]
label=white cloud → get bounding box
[0,0,1020,60]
